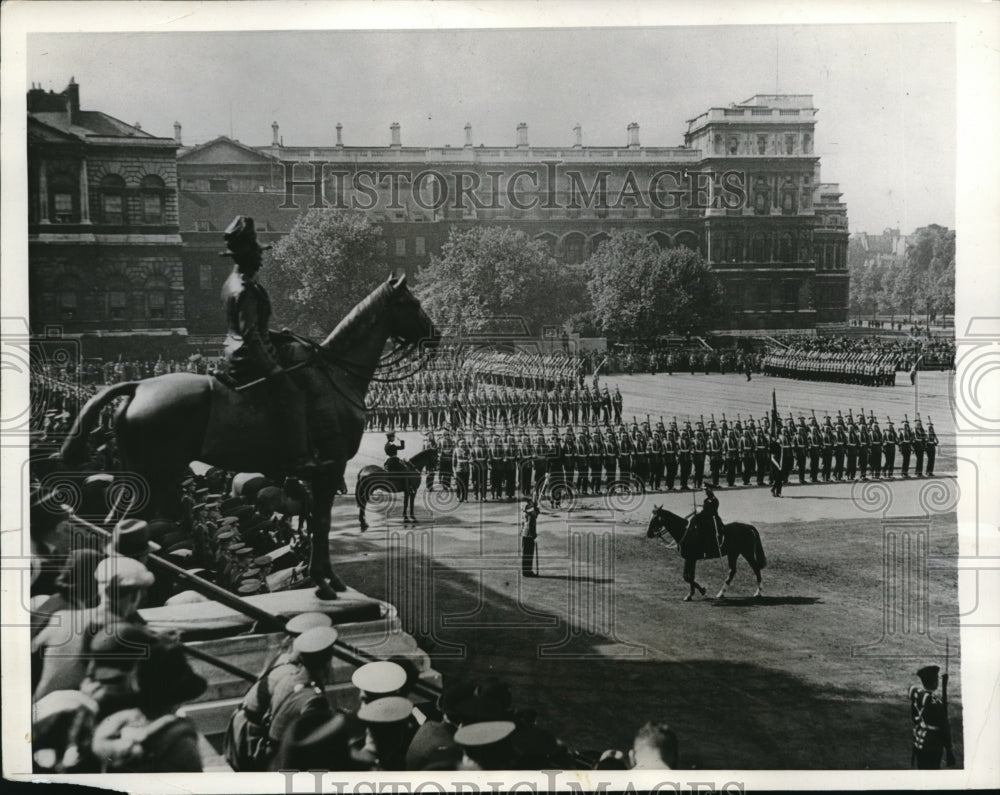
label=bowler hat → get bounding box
[108,519,158,558]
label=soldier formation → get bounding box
[762,349,899,386]
[412,408,940,502]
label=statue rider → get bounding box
[221,216,318,473]
[384,431,406,473]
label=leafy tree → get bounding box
[585,231,723,339]
[265,209,388,336]
[415,226,587,335]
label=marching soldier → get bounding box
[518,432,535,498]
[794,422,809,485]
[846,419,859,481]
[678,428,692,490]
[632,425,649,490]
[754,428,768,487]
[883,418,898,478]
[618,426,634,481]
[562,427,578,495]
[648,429,664,491]
[470,432,490,502]
[590,428,606,495]
[780,428,794,487]
[438,429,455,491]
[913,417,927,477]
[722,429,737,488]
[740,427,755,486]
[858,420,871,481]
[833,421,847,481]
[575,428,591,495]
[612,385,624,425]
[808,422,822,483]
[421,430,438,492]
[488,431,504,501]
[708,429,724,488]
[663,428,678,491]
[692,429,707,489]
[925,419,938,477]
[869,416,883,479]
[502,428,518,500]
[521,499,540,577]
[820,422,834,482]
[604,426,620,490]
[769,433,784,497]
[899,417,914,477]
[533,429,550,498]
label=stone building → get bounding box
[27,79,185,347]
[177,93,848,338]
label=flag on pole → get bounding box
[771,388,780,432]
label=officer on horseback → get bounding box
[694,485,724,552]
[220,216,318,473]
[384,431,406,473]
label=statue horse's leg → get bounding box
[310,466,347,600]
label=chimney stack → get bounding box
[464,122,473,148]
[173,121,182,144]
[573,123,582,148]
[272,121,280,146]
[627,122,640,148]
[390,122,401,147]
[64,77,80,124]
[336,122,343,147]
[516,122,528,148]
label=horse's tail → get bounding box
[59,381,138,465]
[750,525,767,569]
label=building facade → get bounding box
[177,94,849,338]
[27,80,186,346]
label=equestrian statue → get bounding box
[646,486,767,601]
[59,216,439,600]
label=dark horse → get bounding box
[646,506,767,601]
[355,448,437,531]
[59,274,437,600]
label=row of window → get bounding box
[727,279,802,312]
[40,277,173,322]
[714,132,813,156]
[43,174,169,225]
[393,237,427,257]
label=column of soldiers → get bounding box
[762,349,899,386]
[414,411,940,501]
[366,381,625,433]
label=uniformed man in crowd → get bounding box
[502,428,518,500]
[521,499,540,577]
[925,419,938,477]
[677,428,692,490]
[769,433,784,497]
[452,435,471,502]
[470,431,490,502]
[438,429,455,491]
[754,428,769,487]
[617,425,634,482]
[870,417,883,479]
[662,426,678,491]
[820,421,834,482]
[740,427,755,486]
[421,430,438,492]
[793,420,808,484]
[590,427,606,495]
[808,421,822,483]
[780,427,795,487]
[833,418,847,481]
[707,428,724,488]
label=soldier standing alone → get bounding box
[521,499,540,577]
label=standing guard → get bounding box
[899,417,914,477]
[869,416,883,479]
[883,418,898,479]
[913,417,927,477]
[521,500,540,577]
[925,419,938,477]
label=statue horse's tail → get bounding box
[749,524,767,569]
[59,381,138,465]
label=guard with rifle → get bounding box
[908,661,956,769]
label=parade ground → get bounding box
[326,370,961,769]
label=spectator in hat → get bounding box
[629,720,679,769]
[351,660,408,704]
[454,720,517,770]
[91,636,207,772]
[79,622,161,719]
[32,690,101,774]
[29,489,75,597]
[232,626,338,771]
[108,519,158,563]
[272,710,357,772]
[353,696,416,771]
[31,547,103,635]
[33,557,155,700]
[403,681,475,771]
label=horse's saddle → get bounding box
[691,514,726,559]
[212,330,314,390]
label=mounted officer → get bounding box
[691,485,724,553]
[384,431,406,473]
[220,216,318,473]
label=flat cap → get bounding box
[357,695,413,724]
[454,720,516,747]
[93,556,155,588]
[293,626,339,655]
[286,612,333,635]
[352,660,407,695]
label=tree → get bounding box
[414,226,587,335]
[265,209,389,336]
[585,231,723,339]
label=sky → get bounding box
[26,23,955,235]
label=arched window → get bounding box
[100,174,127,225]
[563,233,586,265]
[675,230,699,251]
[780,232,794,263]
[140,174,166,224]
[725,233,739,262]
[49,172,78,223]
[751,233,766,263]
[104,275,131,321]
[590,232,611,254]
[534,233,558,254]
[727,135,739,155]
[146,275,170,319]
[648,232,671,250]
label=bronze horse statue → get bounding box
[355,447,438,531]
[646,506,767,601]
[59,273,437,599]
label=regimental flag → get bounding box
[771,388,781,433]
